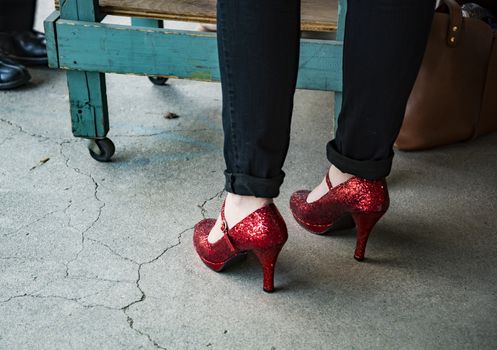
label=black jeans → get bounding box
[0,0,37,32]
[217,0,435,198]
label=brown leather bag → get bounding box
[395,0,497,151]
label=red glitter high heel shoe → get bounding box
[290,174,389,261]
[193,200,288,292]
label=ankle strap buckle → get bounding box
[220,218,229,234]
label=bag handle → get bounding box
[440,0,463,47]
[441,0,487,141]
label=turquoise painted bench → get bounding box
[44,0,346,161]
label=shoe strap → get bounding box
[325,172,333,190]
[219,199,237,253]
[220,199,229,233]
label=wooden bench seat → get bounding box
[55,0,338,32]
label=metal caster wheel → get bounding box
[88,138,115,162]
[148,76,168,85]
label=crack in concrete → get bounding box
[87,237,140,266]
[0,275,137,311]
[125,315,167,350]
[2,198,73,238]
[57,141,194,349]
[0,117,72,143]
[121,225,193,350]
[197,189,224,219]
[0,256,45,261]
[59,142,107,279]
[0,293,121,311]
[1,116,201,349]
[68,275,136,284]
[63,199,74,228]
[2,208,62,237]
[62,198,104,278]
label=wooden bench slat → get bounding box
[54,19,343,90]
[54,0,338,32]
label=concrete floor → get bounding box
[1,2,497,350]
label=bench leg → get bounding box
[60,0,114,161]
[66,70,114,161]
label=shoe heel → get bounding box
[351,212,385,261]
[253,244,284,293]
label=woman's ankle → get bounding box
[226,193,273,208]
[306,165,354,203]
[328,165,354,187]
[207,193,274,243]
[225,193,273,225]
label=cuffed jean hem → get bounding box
[224,170,285,198]
[326,140,393,180]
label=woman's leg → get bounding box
[308,0,435,201]
[218,0,301,197]
[209,0,301,242]
[194,1,300,291]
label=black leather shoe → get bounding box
[0,30,48,66]
[0,56,31,90]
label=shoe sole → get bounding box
[292,212,355,235]
[200,252,248,272]
[0,74,31,90]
